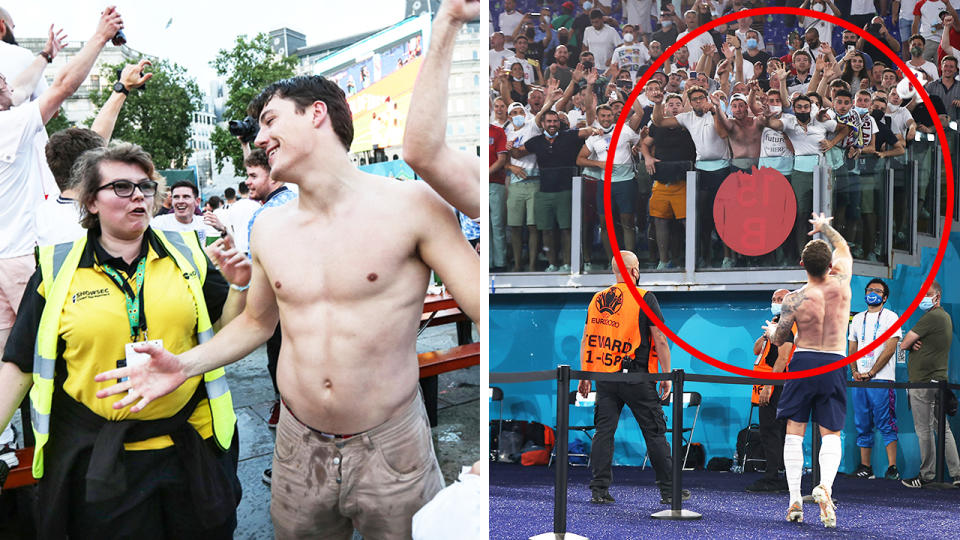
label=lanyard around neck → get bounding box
[100,257,147,341]
[862,309,882,347]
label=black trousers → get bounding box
[759,385,786,479]
[589,380,673,493]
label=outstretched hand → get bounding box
[205,236,251,288]
[437,0,481,24]
[119,59,153,90]
[808,212,833,236]
[94,341,188,412]
[43,25,68,60]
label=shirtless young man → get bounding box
[765,212,852,529]
[95,76,481,539]
[713,91,763,171]
[403,0,482,218]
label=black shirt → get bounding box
[651,26,679,49]
[910,94,947,128]
[648,123,696,183]
[524,129,585,192]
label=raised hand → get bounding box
[94,6,123,44]
[808,212,834,236]
[572,62,586,82]
[437,0,481,24]
[205,236,252,289]
[119,59,153,91]
[586,67,598,85]
[43,25,68,60]
[94,341,188,412]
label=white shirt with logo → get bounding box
[151,213,208,244]
[848,308,902,381]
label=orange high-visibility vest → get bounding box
[581,283,659,374]
[751,322,797,404]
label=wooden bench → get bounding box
[1,447,36,490]
[420,308,470,330]
[417,342,480,426]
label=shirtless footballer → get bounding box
[96,75,481,539]
[765,212,852,529]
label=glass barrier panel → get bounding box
[891,150,913,253]
[910,137,938,236]
[857,155,890,264]
[942,127,959,223]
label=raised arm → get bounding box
[10,25,66,107]
[90,59,153,142]
[651,99,679,128]
[810,212,852,284]
[555,63,585,112]
[37,7,123,124]
[402,0,481,218]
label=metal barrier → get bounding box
[490,367,960,539]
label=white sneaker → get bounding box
[545,264,558,272]
[558,264,571,272]
[721,257,735,269]
[812,484,836,528]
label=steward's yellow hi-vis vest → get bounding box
[30,230,236,479]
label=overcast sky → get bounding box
[10,1,407,89]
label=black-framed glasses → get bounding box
[96,180,158,198]
[865,288,885,294]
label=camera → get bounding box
[228,116,260,144]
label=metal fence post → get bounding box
[652,369,701,520]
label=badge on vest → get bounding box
[120,339,162,388]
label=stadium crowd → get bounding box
[489,0,960,273]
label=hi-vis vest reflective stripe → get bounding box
[750,322,798,405]
[581,284,659,374]
[30,230,236,479]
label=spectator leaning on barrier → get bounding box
[899,281,960,488]
[490,122,508,271]
[577,250,689,506]
[924,54,960,121]
[848,279,903,481]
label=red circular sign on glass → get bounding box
[714,167,797,256]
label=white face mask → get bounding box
[887,103,900,112]
[768,105,782,115]
[812,3,825,12]
[771,303,782,316]
[810,103,820,116]
[623,33,634,43]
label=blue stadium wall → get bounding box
[490,232,960,475]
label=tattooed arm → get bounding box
[807,212,852,285]
[769,290,802,347]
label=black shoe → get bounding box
[262,468,272,486]
[590,490,615,504]
[884,465,901,480]
[901,476,926,488]
[853,463,874,479]
[660,489,691,504]
[746,478,787,492]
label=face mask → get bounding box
[812,3,825,12]
[679,80,686,90]
[624,33,634,43]
[787,43,795,51]
[512,76,524,82]
[511,115,525,128]
[662,20,672,28]
[771,303,782,315]
[854,106,868,115]
[796,111,811,123]
[865,292,884,306]
[746,38,758,49]
[910,46,923,57]
[919,297,935,311]
[870,109,885,122]
[768,105,782,115]
[888,104,900,113]
[583,1,593,10]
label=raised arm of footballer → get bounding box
[402,0,481,218]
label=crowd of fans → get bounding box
[489,0,960,273]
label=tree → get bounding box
[210,33,298,176]
[89,58,203,168]
[45,107,74,135]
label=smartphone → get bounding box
[690,71,698,78]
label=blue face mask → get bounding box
[511,115,525,128]
[746,38,758,49]
[919,297,935,311]
[771,303,782,316]
[662,20,672,28]
[865,292,884,306]
[583,1,593,10]
[854,106,869,115]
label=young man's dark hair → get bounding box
[45,128,106,190]
[224,187,236,199]
[248,76,354,150]
[685,86,707,101]
[169,179,198,197]
[793,94,812,108]
[207,195,222,210]
[244,148,271,171]
[833,88,853,101]
[237,182,249,195]
[541,109,560,121]
[866,278,889,299]
[801,239,832,277]
[792,50,812,62]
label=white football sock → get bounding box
[819,434,842,491]
[784,434,804,504]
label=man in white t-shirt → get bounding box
[608,24,650,81]
[799,0,840,46]
[151,181,208,243]
[848,278,903,481]
[621,0,655,35]
[676,10,714,65]
[489,32,512,78]
[0,7,123,456]
[582,9,622,69]
[913,0,960,61]
[499,0,525,46]
[505,102,541,272]
[229,182,260,256]
[576,102,641,256]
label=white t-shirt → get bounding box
[906,60,940,84]
[674,110,732,162]
[228,198,260,255]
[499,10,525,43]
[35,195,84,246]
[780,114,838,157]
[622,0,656,33]
[490,48,513,77]
[915,0,960,42]
[0,41,49,101]
[900,0,919,21]
[851,0,876,15]
[503,54,536,85]
[800,10,834,45]
[759,118,796,175]
[583,25,623,68]
[610,43,651,73]
[735,28,765,53]
[151,213,208,244]
[886,107,913,138]
[584,125,639,182]
[848,308,903,381]
[0,102,47,258]
[676,29,714,66]
[505,121,540,179]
